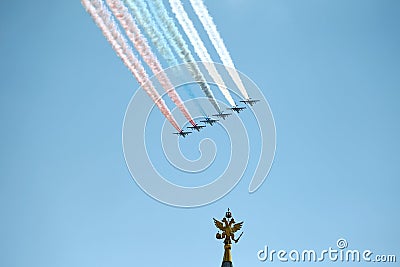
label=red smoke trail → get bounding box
[106,0,196,127]
[82,0,181,131]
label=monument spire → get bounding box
[213,209,244,267]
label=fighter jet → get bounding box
[187,124,206,132]
[213,112,232,120]
[240,98,260,106]
[200,116,219,126]
[228,105,246,113]
[173,130,192,138]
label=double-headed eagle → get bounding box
[213,216,244,244]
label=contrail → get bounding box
[168,0,236,107]
[147,0,222,113]
[81,0,181,131]
[123,0,178,67]
[124,0,206,115]
[105,0,196,126]
[189,0,250,100]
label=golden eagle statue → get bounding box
[213,209,244,264]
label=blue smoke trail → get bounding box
[146,0,221,114]
[124,0,178,67]
[126,0,207,115]
[169,0,236,107]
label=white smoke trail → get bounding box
[168,0,236,107]
[81,0,181,131]
[148,0,222,113]
[124,0,178,67]
[124,0,205,115]
[105,0,196,126]
[123,62,276,207]
[189,0,250,100]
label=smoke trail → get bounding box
[124,0,205,115]
[105,0,196,126]
[168,0,235,107]
[123,62,277,207]
[81,0,181,131]
[123,0,178,67]
[189,0,250,100]
[147,0,222,113]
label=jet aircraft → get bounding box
[187,124,206,132]
[173,130,192,138]
[213,112,232,120]
[240,98,260,106]
[228,106,246,113]
[200,116,219,126]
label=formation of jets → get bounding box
[174,98,260,137]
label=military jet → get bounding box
[213,112,232,120]
[200,116,219,126]
[187,124,206,132]
[240,98,260,106]
[228,105,246,113]
[173,130,192,138]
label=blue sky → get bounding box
[1,0,399,266]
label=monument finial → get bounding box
[213,209,244,267]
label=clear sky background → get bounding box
[1,0,399,266]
